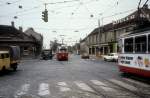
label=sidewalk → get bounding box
[89,55,104,60]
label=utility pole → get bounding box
[98,19,101,56]
[60,35,65,45]
[98,13,103,56]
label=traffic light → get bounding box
[42,9,48,22]
[45,9,48,22]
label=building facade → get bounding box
[0,25,43,58]
[81,5,150,56]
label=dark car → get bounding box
[41,50,53,60]
[81,53,89,59]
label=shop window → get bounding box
[124,38,133,52]
[135,35,147,53]
[148,35,150,52]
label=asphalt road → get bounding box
[0,54,150,98]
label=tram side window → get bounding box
[1,54,4,59]
[148,35,150,52]
[135,35,147,53]
[124,38,133,52]
[5,54,9,58]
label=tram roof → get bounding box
[120,28,150,38]
[0,51,9,54]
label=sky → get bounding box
[0,0,149,48]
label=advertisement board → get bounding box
[118,54,150,71]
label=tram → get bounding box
[118,29,150,77]
[56,46,68,61]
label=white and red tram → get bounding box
[56,46,68,61]
[118,29,150,77]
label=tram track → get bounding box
[90,70,148,98]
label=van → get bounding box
[0,51,10,71]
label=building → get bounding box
[81,5,150,56]
[0,25,43,58]
[24,28,43,57]
[80,38,89,55]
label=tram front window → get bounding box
[124,38,133,53]
[135,35,147,53]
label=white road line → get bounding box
[14,84,30,98]
[91,80,116,92]
[58,82,67,86]
[91,80,107,86]
[75,81,95,92]
[59,87,71,92]
[123,78,150,88]
[38,83,50,96]
[109,79,137,91]
[57,82,71,92]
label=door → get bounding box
[4,53,10,69]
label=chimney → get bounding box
[19,26,23,32]
[11,21,15,27]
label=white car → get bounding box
[103,53,118,61]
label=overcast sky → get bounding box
[0,0,149,48]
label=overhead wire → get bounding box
[0,0,97,18]
[143,0,149,6]
[102,8,136,19]
[45,0,79,5]
[138,0,142,9]
[0,5,42,18]
[0,0,22,6]
[30,26,95,31]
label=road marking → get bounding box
[59,86,71,92]
[109,79,137,91]
[75,81,95,92]
[91,80,116,92]
[57,82,71,92]
[91,80,107,86]
[58,82,67,86]
[123,78,150,88]
[38,83,50,96]
[14,84,30,98]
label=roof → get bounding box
[24,28,43,42]
[0,51,9,54]
[0,25,34,41]
[84,6,150,40]
[120,28,150,38]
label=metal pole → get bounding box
[98,19,101,56]
[62,38,64,45]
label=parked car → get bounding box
[81,53,89,59]
[41,49,53,60]
[103,53,118,61]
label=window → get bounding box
[148,35,150,52]
[1,54,4,59]
[108,53,114,56]
[124,38,133,52]
[0,54,2,59]
[135,35,147,53]
[5,54,9,58]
